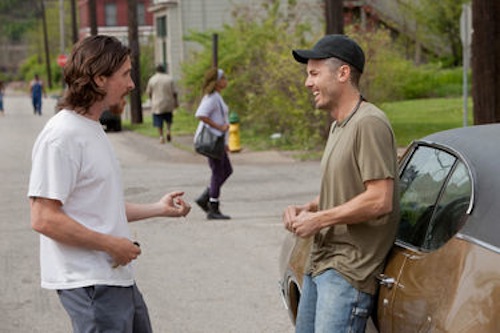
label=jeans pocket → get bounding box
[83,285,96,301]
[348,300,372,333]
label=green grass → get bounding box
[124,109,198,137]
[124,96,474,152]
[382,96,473,147]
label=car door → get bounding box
[377,144,472,333]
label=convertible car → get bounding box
[279,124,500,332]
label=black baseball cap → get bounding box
[292,34,365,73]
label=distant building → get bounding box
[147,0,323,80]
[77,0,154,45]
[0,40,28,77]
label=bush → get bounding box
[180,1,465,150]
[349,28,465,102]
[139,38,156,96]
[181,0,326,150]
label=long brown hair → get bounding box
[57,35,131,114]
[201,68,219,95]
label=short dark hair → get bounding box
[57,35,131,114]
[325,57,362,89]
[156,64,166,73]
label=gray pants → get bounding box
[58,284,153,333]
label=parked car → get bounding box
[279,124,500,332]
[99,109,122,132]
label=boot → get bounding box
[195,188,210,213]
[207,201,231,220]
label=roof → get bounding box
[419,124,500,250]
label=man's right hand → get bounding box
[108,237,141,268]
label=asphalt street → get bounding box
[0,91,320,333]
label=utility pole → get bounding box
[40,0,53,89]
[127,0,143,123]
[212,33,218,68]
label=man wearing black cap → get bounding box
[283,34,400,333]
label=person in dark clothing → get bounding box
[30,74,46,115]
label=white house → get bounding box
[147,0,323,80]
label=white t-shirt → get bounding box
[194,92,229,143]
[28,110,134,290]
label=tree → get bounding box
[0,0,37,41]
[70,0,78,43]
[88,0,97,35]
[39,0,52,89]
[410,0,469,66]
[127,0,143,124]
[325,0,343,34]
[471,0,500,124]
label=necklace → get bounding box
[332,95,364,133]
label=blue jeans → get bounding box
[295,269,374,333]
[32,95,42,115]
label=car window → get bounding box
[422,161,471,250]
[397,146,471,249]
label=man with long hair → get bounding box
[28,35,191,332]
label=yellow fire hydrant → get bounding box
[228,112,241,152]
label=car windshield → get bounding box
[397,145,472,251]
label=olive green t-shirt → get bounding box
[306,101,400,295]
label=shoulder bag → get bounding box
[194,99,226,160]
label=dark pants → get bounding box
[58,284,152,333]
[32,96,42,115]
[208,151,233,199]
[152,112,173,127]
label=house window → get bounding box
[157,15,167,37]
[138,3,145,26]
[105,3,117,27]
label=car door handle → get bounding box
[377,274,396,289]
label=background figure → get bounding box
[145,64,178,143]
[0,81,4,115]
[28,35,190,333]
[194,68,233,220]
[283,34,400,333]
[30,74,46,115]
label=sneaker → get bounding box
[167,134,171,142]
[160,136,165,144]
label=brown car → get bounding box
[279,124,500,332]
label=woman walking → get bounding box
[194,68,233,220]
